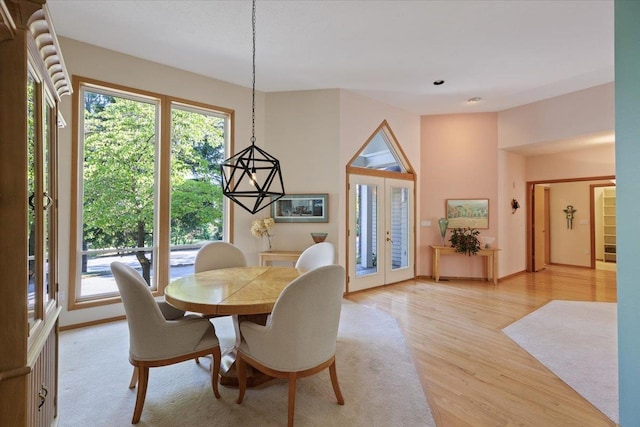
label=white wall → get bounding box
[264,89,340,254]
[548,182,594,267]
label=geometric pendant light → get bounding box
[221,0,285,214]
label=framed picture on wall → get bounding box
[446,199,489,229]
[271,194,328,223]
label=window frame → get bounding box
[68,76,234,310]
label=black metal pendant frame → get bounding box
[221,0,285,215]
[221,144,285,214]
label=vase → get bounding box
[438,218,449,246]
[263,234,273,251]
[310,232,328,244]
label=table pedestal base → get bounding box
[218,313,274,388]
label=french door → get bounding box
[348,174,414,292]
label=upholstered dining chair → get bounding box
[195,241,247,273]
[236,264,345,427]
[127,300,190,389]
[294,241,336,272]
[110,262,222,424]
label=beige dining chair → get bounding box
[294,241,336,272]
[195,241,247,273]
[236,264,345,427]
[110,262,222,424]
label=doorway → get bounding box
[591,184,617,271]
[527,176,616,272]
[348,174,414,292]
[345,120,416,292]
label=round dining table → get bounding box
[165,266,301,386]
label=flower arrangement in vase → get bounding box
[251,217,275,250]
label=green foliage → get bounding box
[82,92,225,273]
[170,180,222,244]
[449,227,481,256]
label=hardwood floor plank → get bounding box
[346,265,617,426]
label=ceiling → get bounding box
[47,0,614,116]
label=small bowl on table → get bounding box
[310,232,328,244]
[479,236,495,249]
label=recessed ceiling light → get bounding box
[433,80,445,86]
[467,97,482,103]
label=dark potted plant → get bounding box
[449,227,481,256]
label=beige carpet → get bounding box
[59,302,435,426]
[502,300,618,424]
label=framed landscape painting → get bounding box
[446,199,489,229]
[271,194,328,223]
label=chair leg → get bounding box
[236,355,247,404]
[287,372,297,427]
[210,346,221,399]
[329,360,344,405]
[132,366,149,424]
[129,367,138,389]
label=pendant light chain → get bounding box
[220,0,285,214]
[251,0,256,145]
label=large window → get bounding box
[70,77,232,308]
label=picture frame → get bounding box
[446,199,489,229]
[271,193,329,223]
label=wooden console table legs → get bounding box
[431,245,500,285]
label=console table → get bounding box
[431,245,500,285]
[258,250,302,267]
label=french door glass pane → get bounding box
[356,183,378,277]
[80,90,158,297]
[27,72,37,327]
[169,105,226,280]
[390,186,409,270]
[44,101,52,304]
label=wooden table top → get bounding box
[164,266,301,316]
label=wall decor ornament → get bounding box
[511,198,520,214]
[564,205,577,229]
[271,194,328,223]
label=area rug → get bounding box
[59,302,435,426]
[502,300,618,423]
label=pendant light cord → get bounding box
[251,0,256,146]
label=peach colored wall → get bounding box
[498,83,614,149]
[420,113,498,278]
[526,144,615,182]
[498,150,527,276]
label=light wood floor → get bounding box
[345,265,617,427]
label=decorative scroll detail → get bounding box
[27,5,71,99]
